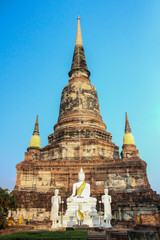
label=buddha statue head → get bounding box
[78,168,85,182]
[104,188,108,195]
[54,189,59,196]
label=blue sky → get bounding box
[0,0,160,193]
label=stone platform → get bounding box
[64,197,99,227]
[63,215,101,228]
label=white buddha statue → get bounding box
[50,189,61,228]
[101,188,112,228]
[64,168,98,227]
[68,168,91,202]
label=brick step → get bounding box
[110,234,128,240]
[87,232,106,240]
[109,231,128,240]
[87,231,128,240]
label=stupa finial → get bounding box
[75,16,83,46]
[125,112,131,133]
[68,17,90,78]
[33,115,39,136]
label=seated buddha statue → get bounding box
[67,168,95,202]
[65,168,98,226]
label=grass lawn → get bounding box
[0,230,88,240]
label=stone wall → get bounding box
[141,213,160,226]
[15,152,150,194]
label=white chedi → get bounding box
[50,189,61,228]
[101,188,112,228]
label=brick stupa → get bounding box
[13,18,160,225]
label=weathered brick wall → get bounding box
[15,154,150,194]
[141,213,160,226]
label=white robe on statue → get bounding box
[50,195,61,221]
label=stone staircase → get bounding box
[87,229,158,240]
[87,232,128,240]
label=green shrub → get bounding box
[0,188,17,229]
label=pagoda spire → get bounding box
[123,112,135,146]
[28,115,41,150]
[121,112,139,158]
[125,112,131,133]
[68,17,90,78]
[75,16,83,46]
[33,115,39,136]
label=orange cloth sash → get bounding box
[77,182,86,196]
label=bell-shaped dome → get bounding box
[29,135,41,148]
[123,132,135,145]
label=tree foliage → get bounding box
[0,188,17,229]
